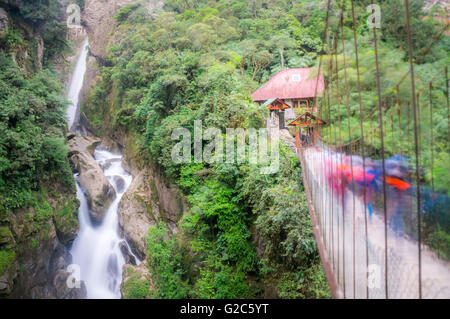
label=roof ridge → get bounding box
[251,67,323,101]
[252,68,308,95]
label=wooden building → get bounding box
[251,68,325,123]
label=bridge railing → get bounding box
[299,146,450,298]
[295,0,450,299]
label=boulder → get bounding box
[100,136,123,154]
[119,241,137,266]
[113,176,126,193]
[72,152,116,223]
[53,269,87,299]
[67,134,101,158]
[68,134,116,223]
[0,259,17,297]
[53,199,80,246]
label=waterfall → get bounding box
[66,37,89,131]
[70,150,139,299]
[66,38,139,299]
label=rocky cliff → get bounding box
[119,152,187,260]
[82,0,136,63]
[116,144,187,298]
[0,1,87,299]
[0,1,45,72]
[82,0,163,63]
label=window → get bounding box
[293,99,309,108]
[292,74,302,82]
[300,100,309,108]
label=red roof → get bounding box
[251,68,324,102]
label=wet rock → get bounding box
[101,162,111,171]
[78,112,96,137]
[73,152,116,223]
[7,208,81,299]
[100,136,123,154]
[0,261,18,297]
[118,155,187,260]
[67,132,77,141]
[118,172,155,260]
[83,0,142,62]
[67,134,101,158]
[53,200,80,246]
[119,241,136,266]
[0,226,15,250]
[113,176,126,193]
[100,158,121,171]
[53,269,87,299]
[68,134,116,223]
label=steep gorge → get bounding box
[1,0,335,299]
[64,0,186,298]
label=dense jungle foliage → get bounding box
[0,0,447,300]
[82,0,347,298]
[82,0,449,298]
[318,0,449,194]
[0,0,74,215]
[0,1,76,278]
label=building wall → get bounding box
[283,99,296,119]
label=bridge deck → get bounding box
[299,146,450,299]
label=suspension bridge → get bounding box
[267,0,449,299]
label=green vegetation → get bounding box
[16,0,70,65]
[122,266,153,299]
[0,250,16,276]
[0,2,79,294]
[0,2,75,216]
[318,0,449,193]
[83,0,338,298]
[0,53,74,215]
[147,222,189,298]
[1,0,445,299]
[82,0,357,299]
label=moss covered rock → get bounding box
[120,262,155,299]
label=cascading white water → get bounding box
[66,38,139,299]
[67,37,89,130]
[70,150,139,299]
